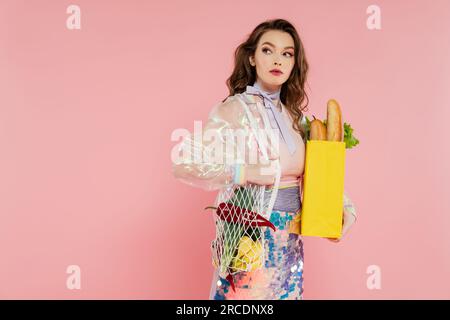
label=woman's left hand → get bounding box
[325,207,357,243]
[323,191,357,243]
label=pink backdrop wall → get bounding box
[1,0,449,299]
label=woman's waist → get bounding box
[278,175,303,189]
[265,184,302,213]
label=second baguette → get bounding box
[326,99,343,141]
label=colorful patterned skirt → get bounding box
[208,208,304,300]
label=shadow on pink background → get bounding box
[1,0,449,299]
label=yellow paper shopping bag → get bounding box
[300,140,346,238]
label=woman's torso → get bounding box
[242,93,305,188]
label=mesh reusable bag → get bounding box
[207,94,281,292]
[208,183,278,271]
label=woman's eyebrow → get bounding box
[261,41,294,50]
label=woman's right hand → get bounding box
[243,157,279,186]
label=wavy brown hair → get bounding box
[223,18,310,140]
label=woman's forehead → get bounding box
[259,30,294,49]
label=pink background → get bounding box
[1,0,449,299]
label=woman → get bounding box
[172,19,357,300]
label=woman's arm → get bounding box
[171,97,245,191]
[327,190,357,242]
[340,190,357,237]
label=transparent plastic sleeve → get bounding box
[171,97,248,191]
[341,190,357,238]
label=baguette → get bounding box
[309,116,327,140]
[326,99,343,141]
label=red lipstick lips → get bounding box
[270,68,283,76]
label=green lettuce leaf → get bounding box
[343,122,360,149]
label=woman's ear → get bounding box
[249,55,255,66]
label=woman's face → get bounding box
[249,30,296,93]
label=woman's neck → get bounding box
[254,80,281,95]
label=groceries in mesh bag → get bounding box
[230,235,263,272]
[206,186,276,292]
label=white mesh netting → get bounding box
[207,183,278,279]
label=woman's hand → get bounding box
[325,207,357,243]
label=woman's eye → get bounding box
[262,48,293,57]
